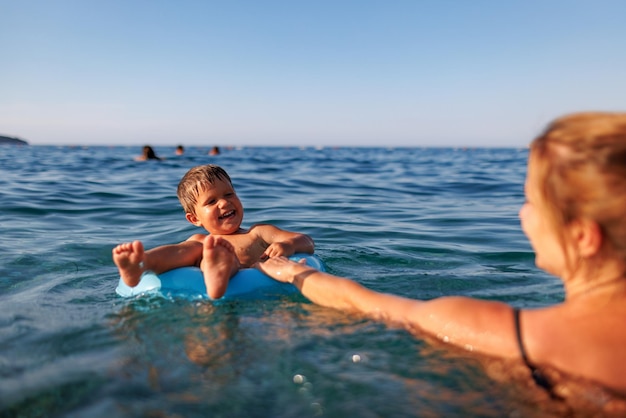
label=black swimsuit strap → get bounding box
[513,307,531,365]
[513,308,556,394]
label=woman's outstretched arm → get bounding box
[256,256,520,359]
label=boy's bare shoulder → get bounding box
[186,233,208,243]
[247,223,280,233]
[245,223,282,239]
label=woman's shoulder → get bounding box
[523,303,626,394]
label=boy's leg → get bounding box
[201,235,240,299]
[113,240,146,287]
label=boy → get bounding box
[113,164,315,299]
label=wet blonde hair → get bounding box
[177,164,233,215]
[530,112,626,260]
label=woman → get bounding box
[256,113,626,401]
[135,145,162,161]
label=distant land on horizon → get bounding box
[0,135,29,145]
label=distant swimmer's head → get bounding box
[177,164,234,215]
[143,145,161,160]
[529,112,626,262]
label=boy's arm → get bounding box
[143,236,204,274]
[254,224,315,258]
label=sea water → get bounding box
[0,145,564,417]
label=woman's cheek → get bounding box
[519,204,531,231]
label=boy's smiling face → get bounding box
[185,178,244,235]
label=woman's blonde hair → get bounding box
[177,164,233,215]
[530,112,626,259]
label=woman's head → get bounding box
[529,112,626,262]
[177,164,233,215]
[143,146,159,160]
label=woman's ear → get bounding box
[571,218,603,258]
[185,212,202,227]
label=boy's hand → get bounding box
[261,242,293,260]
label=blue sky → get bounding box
[2,1,625,147]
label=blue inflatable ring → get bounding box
[115,253,324,300]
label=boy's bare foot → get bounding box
[201,235,240,299]
[112,240,146,287]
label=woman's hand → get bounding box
[255,256,311,283]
